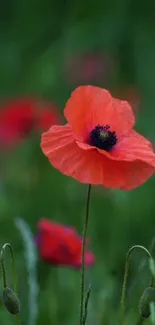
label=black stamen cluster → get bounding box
[90,124,117,151]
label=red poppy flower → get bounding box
[0,98,60,147]
[35,219,95,268]
[41,86,155,190]
[65,51,114,85]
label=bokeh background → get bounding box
[1,0,155,324]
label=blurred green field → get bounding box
[1,0,155,324]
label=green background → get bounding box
[1,0,155,324]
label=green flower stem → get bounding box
[120,245,153,325]
[16,315,21,325]
[0,243,21,325]
[135,317,144,325]
[80,184,92,325]
[0,243,17,293]
[1,258,7,288]
[83,284,91,325]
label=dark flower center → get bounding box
[90,124,117,151]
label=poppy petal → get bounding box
[76,130,155,168]
[41,124,147,189]
[110,130,155,165]
[72,251,95,268]
[39,232,60,262]
[64,85,135,141]
[36,218,95,268]
[120,160,155,190]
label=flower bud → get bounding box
[139,287,155,318]
[3,287,20,315]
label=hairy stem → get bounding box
[0,243,21,324]
[80,184,92,325]
[0,243,17,292]
[135,317,144,325]
[120,245,152,325]
[83,284,91,325]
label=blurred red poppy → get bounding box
[65,51,114,85]
[36,219,95,268]
[0,98,61,147]
[41,85,155,190]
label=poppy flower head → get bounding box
[35,101,61,131]
[0,99,34,145]
[41,85,155,190]
[65,52,114,85]
[0,97,61,148]
[36,219,95,268]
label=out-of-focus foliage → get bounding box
[1,0,155,324]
